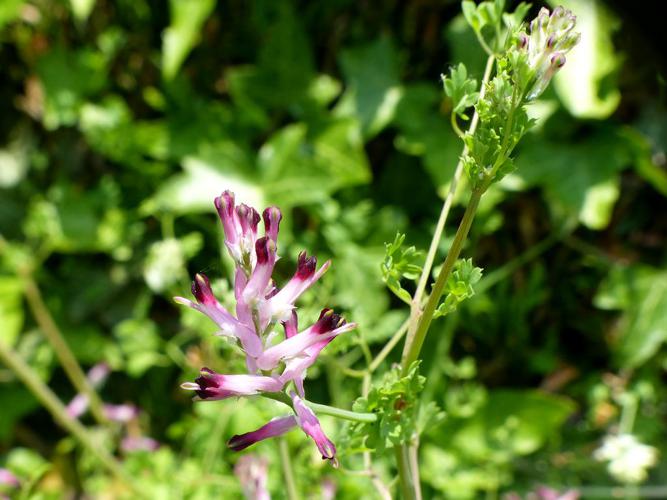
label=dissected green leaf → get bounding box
[442,63,479,118]
[348,362,443,452]
[381,233,422,305]
[435,259,483,318]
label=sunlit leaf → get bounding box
[551,0,621,119]
[162,0,216,80]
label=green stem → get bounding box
[402,54,495,362]
[395,446,416,500]
[368,317,409,373]
[308,401,377,423]
[450,112,465,139]
[408,442,423,500]
[401,188,483,373]
[261,393,377,423]
[619,394,638,435]
[20,271,109,426]
[0,339,139,495]
[279,438,300,500]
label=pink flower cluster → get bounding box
[177,191,355,463]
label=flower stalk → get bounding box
[0,339,138,495]
[20,270,108,426]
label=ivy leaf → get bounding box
[434,259,483,318]
[441,63,479,119]
[381,233,423,305]
[594,264,667,369]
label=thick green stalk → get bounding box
[21,272,108,425]
[401,188,483,373]
[0,340,138,494]
[394,446,416,500]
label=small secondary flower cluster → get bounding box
[517,5,580,100]
[177,191,355,463]
[66,363,159,453]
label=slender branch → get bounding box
[20,271,108,425]
[260,393,377,423]
[450,112,465,139]
[402,54,495,362]
[0,339,139,495]
[408,441,423,500]
[279,438,300,500]
[307,402,377,423]
[368,317,409,373]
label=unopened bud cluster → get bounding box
[518,6,580,100]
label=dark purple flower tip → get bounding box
[191,274,216,305]
[237,204,260,235]
[546,34,556,49]
[228,433,254,452]
[551,53,566,68]
[262,206,282,240]
[295,251,317,279]
[214,190,235,218]
[312,308,346,335]
[193,367,220,400]
[518,33,528,49]
[255,236,275,264]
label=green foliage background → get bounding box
[1,0,666,497]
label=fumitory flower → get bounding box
[234,455,270,500]
[178,191,355,464]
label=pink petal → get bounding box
[228,416,297,451]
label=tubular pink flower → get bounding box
[181,368,283,401]
[256,309,355,371]
[215,191,241,259]
[235,455,271,500]
[291,392,337,464]
[242,237,277,307]
[120,436,160,453]
[66,362,111,418]
[0,468,19,488]
[266,252,331,321]
[103,404,139,423]
[236,203,261,242]
[262,206,282,243]
[283,311,298,339]
[174,274,262,357]
[280,337,332,397]
[228,416,297,451]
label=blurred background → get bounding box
[1,0,666,497]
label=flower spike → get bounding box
[177,191,351,464]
